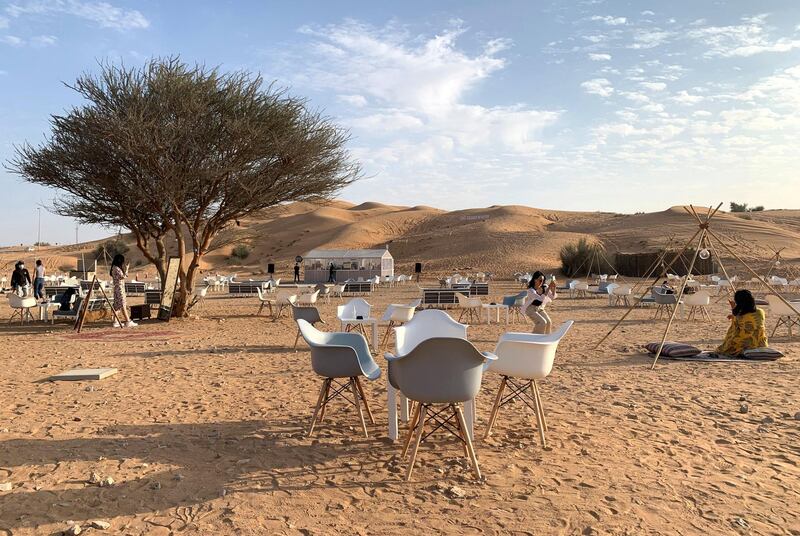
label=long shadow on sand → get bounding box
[0,420,395,530]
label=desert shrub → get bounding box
[230,244,250,261]
[731,202,764,213]
[93,239,129,261]
[560,238,614,277]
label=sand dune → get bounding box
[2,202,799,277]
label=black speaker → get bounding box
[414,262,422,273]
[267,263,275,274]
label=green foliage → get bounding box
[94,239,129,261]
[730,202,748,213]
[560,238,614,277]
[230,244,251,261]
[730,202,765,213]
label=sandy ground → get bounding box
[1,280,798,535]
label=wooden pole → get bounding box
[651,229,707,369]
[594,227,702,349]
[706,228,800,315]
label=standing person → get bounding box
[328,262,336,283]
[33,259,46,302]
[293,262,301,283]
[716,289,767,356]
[521,271,557,334]
[110,254,137,328]
[10,261,32,297]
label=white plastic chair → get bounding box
[256,287,273,315]
[337,298,373,337]
[484,321,574,448]
[684,290,711,321]
[380,304,416,348]
[330,283,346,302]
[610,284,632,307]
[296,289,320,307]
[455,292,482,324]
[7,294,36,323]
[766,294,800,337]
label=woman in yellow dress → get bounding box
[717,289,768,356]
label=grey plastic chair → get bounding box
[297,319,381,438]
[653,291,678,320]
[292,304,325,350]
[385,337,497,481]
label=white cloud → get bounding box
[671,90,704,104]
[581,77,614,97]
[6,0,149,30]
[640,81,667,91]
[590,15,627,26]
[0,15,9,28]
[588,52,611,61]
[0,34,23,46]
[31,34,57,46]
[296,21,506,113]
[337,94,368,107]
[687,13,800,57]
[641,10,655,16]
[629,29,673,49]
[279,19,561,179]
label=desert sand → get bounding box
[0,278,799,535]
[1,202,799,535]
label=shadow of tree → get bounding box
[0,420,395,530]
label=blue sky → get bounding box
[2,0,800,246]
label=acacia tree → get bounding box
[10,58,360,315]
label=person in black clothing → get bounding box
[328,262,336,283]
[10,260,32,296]
[293,263,301,283]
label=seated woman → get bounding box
[716,289,767,356]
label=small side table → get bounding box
[482,303,509,325]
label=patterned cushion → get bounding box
[741,347,784,360]
[643,341,702,357]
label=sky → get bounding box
[1,0,800,246]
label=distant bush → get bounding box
[560,238,614,277]
[58,263,74,272]
[34,241,51,246]
[730,202,748,213]
[230,244,250,261]
[93,239,129,260]
[730,202,765,213]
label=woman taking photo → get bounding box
[716,289,766,356]
[521,271,557,334]
[110,254,137,328]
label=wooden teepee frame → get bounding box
[595,203,800,369]
[765,245,799,281]
[568,241,624,282]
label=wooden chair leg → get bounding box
[380,321,394,349]
[294,329,301,351]
[405,405,428,481]
[484,376,507,438]
[318,380,331,423]
[349,378,369,438]
[307,379,330,437]
[532,379,548,432]
[530,382,547,448]
[401,402,422,458]
[455,405,481,480]
[354,376,375,424]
